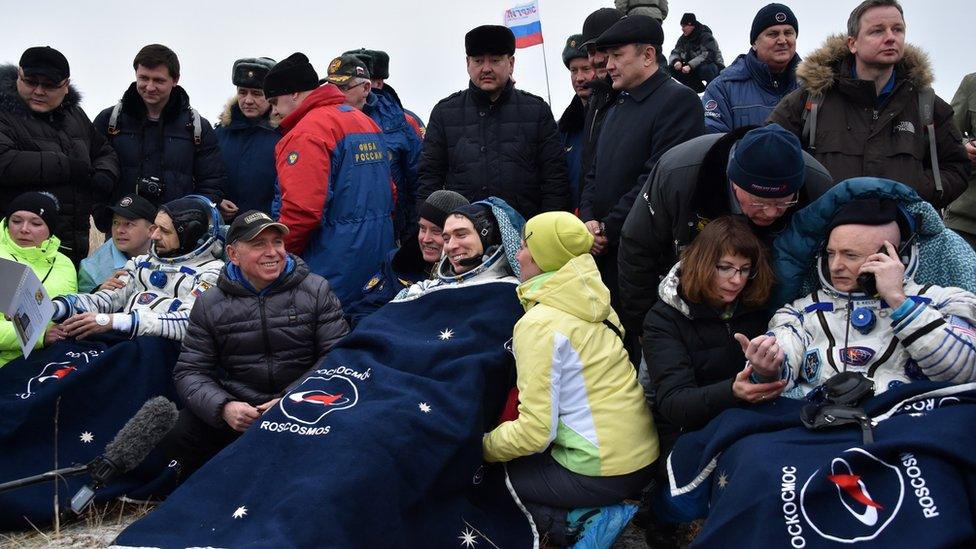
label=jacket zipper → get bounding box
[258,296,275,390]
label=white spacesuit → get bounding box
[53,196,224,341]
[771,244,976,398]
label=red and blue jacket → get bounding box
[275,84,395,309]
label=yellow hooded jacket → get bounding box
[483,254,658,476]
[0,219,77,366]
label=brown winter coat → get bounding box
[768,35,970,209]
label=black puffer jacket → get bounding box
[417,80,570,219]
[173,256,349,428]
[93,83,225,223]
[643,264,770,466]
[0,65,119,265]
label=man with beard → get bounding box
[50,196,224,341]
[578,7,624,186]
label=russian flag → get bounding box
[504,1,544,49]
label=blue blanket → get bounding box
[664,381,976,547]
[115,278,537,548]
[0,334,180,530]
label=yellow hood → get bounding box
[516,254,610,323]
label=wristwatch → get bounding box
[95,313,111,327]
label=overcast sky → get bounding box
[1,0,970,125]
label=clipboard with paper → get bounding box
[0,257,55,358]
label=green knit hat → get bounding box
[524,212,594,272]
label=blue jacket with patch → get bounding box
[275,84,396,309]
[702,51,799,134]
[343,237,430,329]
[214,99,280,216]
[364,88,423,242]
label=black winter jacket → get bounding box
[643,266,770,463]
[173,257,349,428]
[93,83,225,222]
[0,65,119,265]
[579,75,619,190]
[617,130,834,333]
[417,80,570,219]
[580,69,705,243]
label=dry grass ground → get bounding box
[0,501,153,548]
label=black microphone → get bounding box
[69,396,178,513]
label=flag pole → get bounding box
[537,0,553,106]
[539,37,553,106]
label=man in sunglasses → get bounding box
[0,46,119,267]
[618,123,833,335]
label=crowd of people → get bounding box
[2,0,976,546]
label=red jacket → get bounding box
[275,84,396,307]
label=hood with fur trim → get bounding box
[0,64,82,117]
[796,34,933,96]
[217,96,278,129]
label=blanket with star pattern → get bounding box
[114,277,537,548]
[0,334,181,530]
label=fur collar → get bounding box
[558,94,586,133]
[217,96,278,129]
[796,34,933,95]
[0,64,82,116]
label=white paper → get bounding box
[0,257,55,358]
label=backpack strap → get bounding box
[189,108,202,146]
[106,100,124,137]
[918,86,942,197]
[603,319,624,342]
[801,92,823,151]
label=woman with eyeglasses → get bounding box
[644,216,786,459]
[639,215,785,543]
[0,192,77,367]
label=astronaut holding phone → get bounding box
[738,198,976,398]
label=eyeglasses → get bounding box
[519,231,533,250]
[18,75,67,92]
[340,81,369,92]
[716,264,757,279]
[743,200,799,212]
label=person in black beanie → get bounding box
[417,24,570,222]
[669,12,725,92]
[263,51,396,309]
[1,46,120,267]
[701,3,801,133]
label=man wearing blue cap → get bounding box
[618,124,834,333]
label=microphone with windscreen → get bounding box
[70,396,178,513]
[0,397,178,510]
